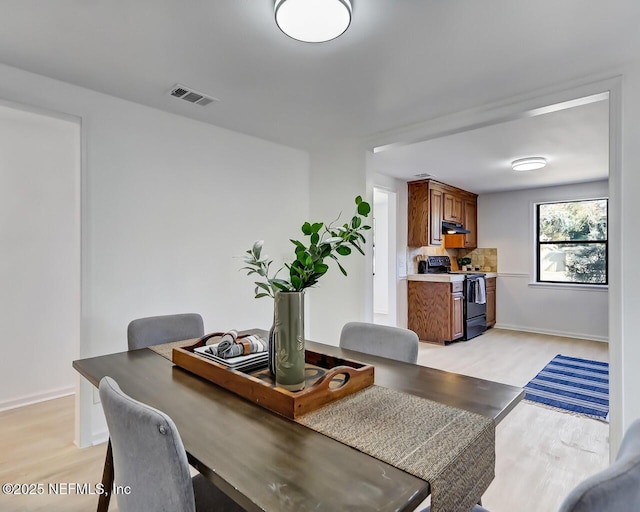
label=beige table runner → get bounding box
[297,385,495,512]
[148,337,204,359]
[150,340,495,512]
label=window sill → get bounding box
[528,282,608,291]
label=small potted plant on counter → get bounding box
[457,257,472,271]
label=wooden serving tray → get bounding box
[172,341,374,419]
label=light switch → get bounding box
[397,255,407,277]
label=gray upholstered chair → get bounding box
[339,322,419,364]
[127,313,204,350]
[421,418,640,512]
[99,376,243,512]
[557,418,640,511]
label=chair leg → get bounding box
[97,438,114,512]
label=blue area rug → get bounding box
[524,354,609,422]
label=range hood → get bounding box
[442,221,470,235]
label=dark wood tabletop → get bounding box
[73,334,523,512]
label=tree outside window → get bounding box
[537,199,608,285]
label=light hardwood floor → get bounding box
[0,328,609,512]
[417,328,610,512]
[0,395,112,511]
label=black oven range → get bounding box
[418,255,487,341]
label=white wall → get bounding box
[0,62,310,445]
[478,180,609,341]
[306,142,370,346]
[0,104,80,410]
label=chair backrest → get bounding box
[558,419,640,512]
[339,322,419,364]
[127,313,204,350]
[99,376,196,512]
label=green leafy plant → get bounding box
[242,196,371,298]
[457,257,472,268]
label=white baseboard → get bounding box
[494,323,608,343]
[0,386,75,412]
[92,429,109,446]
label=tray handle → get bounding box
[197,332,225,345]
[196,331,262,347]
[311,365,362,393]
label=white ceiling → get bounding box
[373,99,609,194]
[0,1,638,150]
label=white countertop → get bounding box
[407,274,465,282]
[408,272,498,282]
[449,271,498,278]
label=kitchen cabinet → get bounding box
[444,193,463,222]
[408,179,477,248]
[408,180,430,247]
[486,277,496,327]
[408,180,445,247]
[408,280,464,344]
[451,290,464,339]
[429,188,443,246]
[442,197,477,249]
[463,197,477,248]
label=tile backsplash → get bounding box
[458,248,498,272]
[407,246,498,273]
[407,246,458,273]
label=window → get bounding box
[536,199,608,285]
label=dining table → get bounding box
[73,329,524,512]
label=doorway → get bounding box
[373,187,397,326]
[0,102,81,411]
[366,79,620,511]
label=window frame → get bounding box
[535,198,609,286]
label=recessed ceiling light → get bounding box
[511,157,547,172]
[274,0,352,43]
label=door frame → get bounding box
[372,186,398,326]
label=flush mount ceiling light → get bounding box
[511,157,547,172]
[274,0,352,43]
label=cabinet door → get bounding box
[454,196,463,221]
[451,292,464,339]
[444,193,463,222]
[408,181,429,246]
[486,278,496,327]
[464,198,477,248]
[429,188,443,246]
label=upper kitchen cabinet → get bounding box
[463,197,477,248]
[429,187,443,246]
[408,179,477,248]
[408,180,444,246]
[408,179,430,246]
[443,193,463,222]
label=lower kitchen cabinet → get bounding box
[486,277,496,327]
[451,291,464,339]
[408,280,464,345]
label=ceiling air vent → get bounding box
[169,84,218,107]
